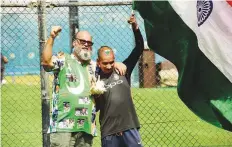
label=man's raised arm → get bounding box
[123,13,144,76]
[42,26,62,69]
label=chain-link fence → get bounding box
[1,0,232,147]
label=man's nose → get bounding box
[82,47,91,52]
[106,65,112,69]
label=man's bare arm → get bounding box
[42,26,62,68]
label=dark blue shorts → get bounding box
[101,128,142,147]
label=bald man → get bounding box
[95,14,144,147]
[42,27,126,147]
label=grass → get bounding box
[132,88,232,147]
[1,83,42,147]
[1,75,232,147]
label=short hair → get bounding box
[97,46,114,58]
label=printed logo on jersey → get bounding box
[105,80,123,89]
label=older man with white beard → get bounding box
[42,27,126,147]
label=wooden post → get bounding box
[139,49,156,88]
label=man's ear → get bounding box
[73,40,77,47]
[97,59,100,67]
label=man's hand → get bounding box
[114,62,127,76]
[90,75,106,95]
[50,26,62,39]
[127,12,139,30]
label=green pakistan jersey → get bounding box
[48,53,97,136]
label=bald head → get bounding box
[97,46,115,74]
[76,31,92,41]
[98,46,115,60]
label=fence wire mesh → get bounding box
[1,1,232,147]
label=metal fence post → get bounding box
[37,0,50,146]
[69,0,79,53]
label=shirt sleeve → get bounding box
[43,52,65,73]
[123,28,144,77]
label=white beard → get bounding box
[74,47,92,61]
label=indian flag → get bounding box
[133,0,232,131]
